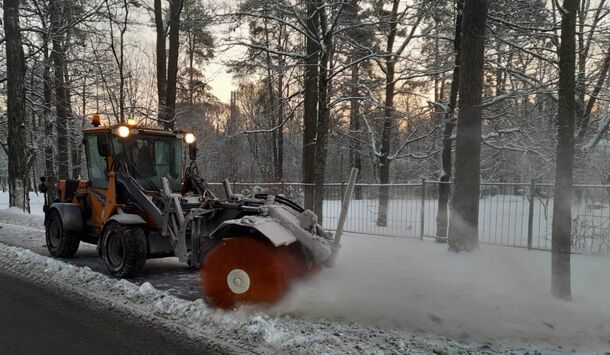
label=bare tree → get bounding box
[362,0,429,227]
[551,0,580,301]
[448,0,489,252]
[50,0,71,179]
[4,0,30,210]
[435,0,462,242]
[163,0,184,130]
[179,0,214,106]
[154,0,167,121]
[302,0,320,211]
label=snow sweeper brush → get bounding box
[199,169,358,308]
[40,118,358,309]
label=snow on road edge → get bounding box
[0,242,573,355]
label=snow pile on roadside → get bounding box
[0,242,568,354]
[0,207,45,229]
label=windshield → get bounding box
[112,135,183,192]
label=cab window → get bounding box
[85,134,109,189]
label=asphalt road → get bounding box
[0,271,207,355]
[0,219,204,301]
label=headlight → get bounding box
[117,126,130,138]
[184,132,196,144]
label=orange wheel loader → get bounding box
[40,119,357,309]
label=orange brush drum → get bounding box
[200,237,312,309]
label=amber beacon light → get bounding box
[91,114,101,127]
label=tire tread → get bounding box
[102,223,147,278]
[46,210,80,258]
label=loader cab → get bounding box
[81,125,197,230]
[83,126,192,194]
[110,131,184,192]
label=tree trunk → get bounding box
[313,4,332,221]
[551,0,579,301]
[154,0,167,123]
[4,0,29,211]
[262,18,280,182]
[65,69,80,179]
[376,0,399,227]
[349,60,362,199]
[302,0,319,211]
[346,0,362,199]
[189,31,195,106]
[448,0,489,252]
[376,60,394,227]
[578,47,610,136]
[276,73,284,181]
[163,0,183,130]
[436,0,463,241]
[42,35,57,202]
[276,27,288,182]
[50,0,70,180]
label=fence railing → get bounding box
[206,181,610,254]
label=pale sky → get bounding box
[206,62,235,103]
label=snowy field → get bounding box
[321,197,549,246]
[0,191,45,216]
[1,208,610,353]
[323,196,610,253]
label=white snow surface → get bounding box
[0,241,569,355]
[0,191,45,216]
[1,201,609,353]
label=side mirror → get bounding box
[38,176,48,193]
[97,136,111,157]
[189,145,197,161]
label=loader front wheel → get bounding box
[46,210,80,258]
[102,223,147,278]
[200,237,307,309]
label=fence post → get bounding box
[527,179,535,250]
[420,178,426,241]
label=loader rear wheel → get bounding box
[102,223,147,278]
[200,237,306,309]
[46,210,80,258]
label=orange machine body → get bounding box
[53,126,167,239]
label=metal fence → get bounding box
[207,181,610,254]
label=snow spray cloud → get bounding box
[270,233,610,349]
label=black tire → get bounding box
[101,223,147,278]
[45,210,80,258]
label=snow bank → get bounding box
[273,235,610,351]
[0,242,569,354]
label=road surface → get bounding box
[0,270,206,355]
[0,213,203,301]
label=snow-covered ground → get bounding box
[0,241,585,354]
[1,195,609,353]
[0,191,45,216]
[1,209,609,353]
